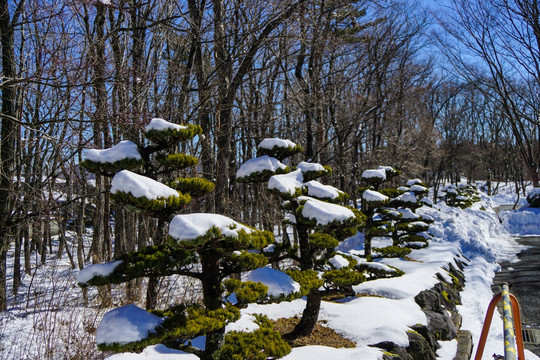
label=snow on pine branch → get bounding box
[145,118,187,132]
[111,170,180,200]
[84,140,141,164]
[301,198,355,226]
[168,213,253,241]
[236,155,287,179]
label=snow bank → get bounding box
[85,140,141,163]
[499,206,540,235]
[96,305,164,345]
[111,170,179,200]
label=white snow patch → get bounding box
[302,198,355,225]
[259,138,297,150]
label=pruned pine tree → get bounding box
[443,183,481,209]
[360,169,433,261]
[79,119,290,360]
[237,138,369,339]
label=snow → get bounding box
[329,254,350,269]
[305,180,342,200]
[301,198,355,226]
[409,184,428,193]
[398,208,420,219]
[145,118,187,132]
[111,170,179,199]
[398,191,418,204]
[407,179,423,186]
[236,155,286,178]
[258,138,297,150]
[77,260,123,284]
[84,140,141,164]
[245,267,301,297]
[96,304,164,345]
[362,189,389,202]
[169,213,253,241]
[268,169,303,196]
[500,206,540,235]
[361,169,386,180]
[297,161,325,172]
[105,345,199,360]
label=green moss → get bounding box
[145,123,202,145]
[157,153,199,170]
[168,177,215,198]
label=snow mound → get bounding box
[96,305,164,345]
[500,206,540,235]
[305,180,342,200]
[361,169,386,180]
[363,190,388,202]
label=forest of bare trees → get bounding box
[0,0,538,316]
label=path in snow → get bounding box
[493,236,540,356]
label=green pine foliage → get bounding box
[309,233,339,250]
[236,166,290,183]
[444,184,481,208]
[168,177,215,198]
[157,153,199,170]
[81,120,290,359]
[218,315,291,360]
[257,143,303,160]
[223,279,269,304]
[81,157,144,176]
[300,165,332,182]
[145,123,203,145]
[110,190,191,218]
[372,246,412,258]
[78,244,197,287]
[322,268,366,288]
[286,269,324,296]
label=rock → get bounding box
[407,329,437,360]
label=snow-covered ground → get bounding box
[1,181,539,360]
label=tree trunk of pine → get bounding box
[200,249,224,360]
[287,289,321,339]
[145,218,166,309]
